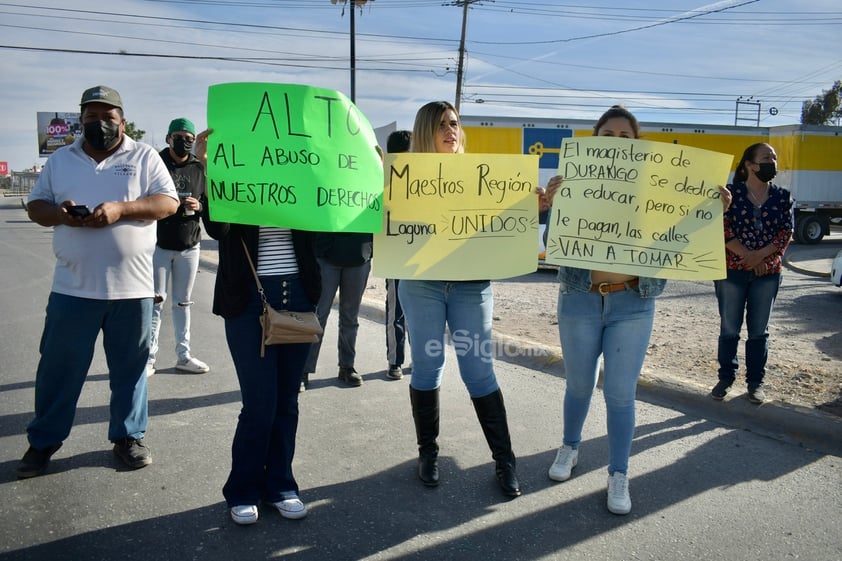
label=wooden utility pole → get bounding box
[454,0,470,112]
[350,3,357,102]
[453,0,485,112]
[332,0,371,103]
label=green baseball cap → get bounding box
[167,118,196,135]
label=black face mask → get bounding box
[754,162,777,183]
[83,120,121,151]
[171,137,193,158]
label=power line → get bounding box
[1,1,837,124]
[0,44,446,73]
[468,0,762,45]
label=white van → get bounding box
[831,249,842,287]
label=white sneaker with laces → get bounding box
[548,445,578,482]
[230,505,258,525]
[176,357,210,374]
[607,472,631,515]
[270,494,308,520]
[146,363,156,378]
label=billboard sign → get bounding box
[0,161,8,176]
[37,112,82,157]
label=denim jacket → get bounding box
[556,265,666,298]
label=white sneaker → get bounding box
[230,505,258,525]
[176,357,210,374]
[146,364,156,378]
[607,472,631,515]
[270,494,308,520]
[548,445,578,482]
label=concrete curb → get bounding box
[634,370,842,457]
[357,295,842,458]
[783,251,831,278]
[200,245,842,458]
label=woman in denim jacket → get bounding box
[541,106,729,515]
[399,101,521,498]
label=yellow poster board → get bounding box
[545,137,733,280]
[373,153,539,280]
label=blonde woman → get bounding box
[400,101,520,498]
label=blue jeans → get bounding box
[150,244,200,364]
[27,292,151,448]
[304,258,371,373]
[222,275,311,508]
[399,280,499,398]
[557,288,655,475]
[714,269,782,387]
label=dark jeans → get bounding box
[385,278,406,367]
[305,258,371,373]
[714,269,782,387]
[222,275,311,508]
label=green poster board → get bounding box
[206,82,383,232]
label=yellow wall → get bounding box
[770,133,842,171]
[641,132,765,164]
[463,126,522,154]
[464,125,841,173]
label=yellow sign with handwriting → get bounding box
[373,153,539,280]
[545,136,733,280]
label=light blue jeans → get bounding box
[557,288,655,475]
[399,280,499,398]
[27,292,151,448]
[150,244,200,364]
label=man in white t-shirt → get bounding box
[17,85,179,479]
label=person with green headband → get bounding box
[148,117,210,377]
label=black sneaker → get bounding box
[338,367,363,387]
[710,380,732,400]
[747,385,766,404]
[113,438,152,469]
[16,443,62,479]
[387,365,403,380]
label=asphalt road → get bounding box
[0,201,840,561]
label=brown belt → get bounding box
[590,278,639,295]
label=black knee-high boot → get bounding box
[472,389,521,497]
[410,386,439,487]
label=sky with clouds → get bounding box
[1,0,840,171]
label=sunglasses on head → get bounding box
[753,206,763,231]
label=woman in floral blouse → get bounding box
[711,142,793,404]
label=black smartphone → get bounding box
[66,205,91,217]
